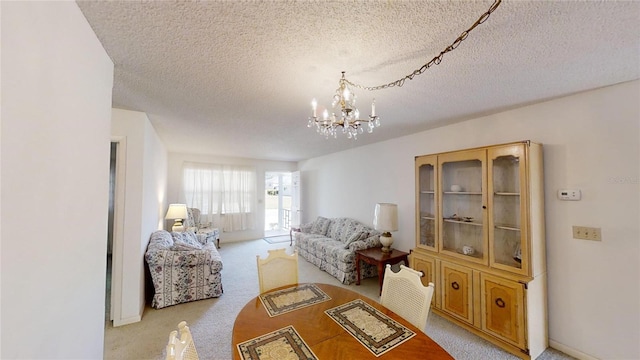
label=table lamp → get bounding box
[374,203,398,253]
[165,204,188,232]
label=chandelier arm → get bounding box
[344,0,502,91]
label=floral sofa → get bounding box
[295,217,381,284]
[145,230,223,309]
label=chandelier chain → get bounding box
[344,0,502,91]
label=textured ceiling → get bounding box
[77,1,639,162]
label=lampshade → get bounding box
[373,203,398,232]
[165,204,188,220]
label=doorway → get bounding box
[106,137,125,326]
[264,172,292,237]
[106,142,116,321]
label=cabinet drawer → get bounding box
[409,253,438,308]
[480,273,526,348]
[441,262,474,325]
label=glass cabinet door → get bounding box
[416,155,437,251]
[438,149,488,265]
[488,144,528,275]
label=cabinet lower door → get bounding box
[410,253,438,307]
[480,273,526,349]
[441,262,473,325]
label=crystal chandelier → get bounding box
[308,72,379,140]
[306,0,502,140]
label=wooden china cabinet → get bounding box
[409,141,547,359]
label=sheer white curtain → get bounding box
[182,162,256,232]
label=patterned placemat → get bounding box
[259,283,331,317]
[325,299,416,357]
[237,325,318,360]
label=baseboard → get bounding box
[549,340,598,360]
[113,314,142,327]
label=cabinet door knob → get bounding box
[495,297,506,308]
[482,205,487,209]
[451,281,460,290]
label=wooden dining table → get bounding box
[232,283,453,360]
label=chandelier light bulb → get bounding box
[306,71,380,140]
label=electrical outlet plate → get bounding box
[572,226,602,241]
[558,189,581,200]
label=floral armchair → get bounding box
[145,230,223,309]
[185,208,220,248]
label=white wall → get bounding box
[167,153,297,243]
[299,80,640,359]
[1,2,114,358]
[111,109,168,326]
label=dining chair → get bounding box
[165,321,199,360]
[380,264,435,334]
[256,248,299,293]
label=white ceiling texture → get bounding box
[77,1,639,162]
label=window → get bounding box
[183,162,256,231]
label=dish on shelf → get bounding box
[445,214,473,222]
[455,248,478,257]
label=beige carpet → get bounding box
[104,239,574,360]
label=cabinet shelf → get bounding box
[495,224,520,231]
[443,191,482,195]
[443,219,483,226]
[495,192,520,196]
[421,216,436,221]
[420,190,435,194]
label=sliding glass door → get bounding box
[264,172,292,237]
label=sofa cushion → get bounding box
[147,230,174,251]
[325,218,370,247]
[336,220,367,242]
[295,232,322,251]
[300,222,313,233]
[343,224,370,248]
[307,236,331,255]
[310,216,331,235]
[183,231,202,247]
[347,233,382,252]
[171,240,203,251]
[326,218,347,239]
[171,231,203,249]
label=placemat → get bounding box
[259,283,331,317]
[325,299,416,357]
[237,325,318,360]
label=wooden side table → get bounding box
[355,248,410,295]
[289,226,301,246]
